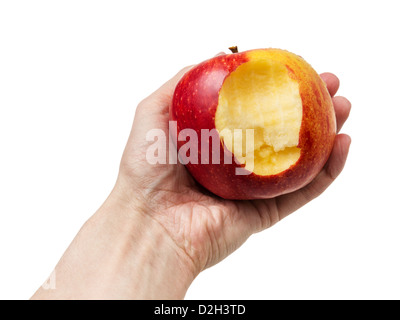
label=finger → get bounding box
[151,65,194,105]
[162,65,194,92]
[275,133,351,220]
[320,72,340,97]
[132,65,192,131]
[135,65,194,121]
[150,52,225,105]
[333,96,351,132]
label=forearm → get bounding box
[31,192,195,300]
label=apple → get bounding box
[170,48,336,199]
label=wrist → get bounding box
[95,190,197,299]
[32,184,196,300]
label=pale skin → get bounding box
[31,57,351,300]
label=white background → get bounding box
[0,0,399,300]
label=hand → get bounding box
[31,60,350,300]
[116,66,351,276]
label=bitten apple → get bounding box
[171,48,336,199]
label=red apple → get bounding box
[170,48,336,199]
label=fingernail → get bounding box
[214,52,226,57]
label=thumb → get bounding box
[145,65,194,109]
[127,65,193,155]
[143,51,225,109]
[146,51,225,108]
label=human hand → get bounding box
[115,62,351,279]
[31,57,350,300]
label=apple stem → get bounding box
[229,46,238,53]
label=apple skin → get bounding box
[170,49,336,200]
